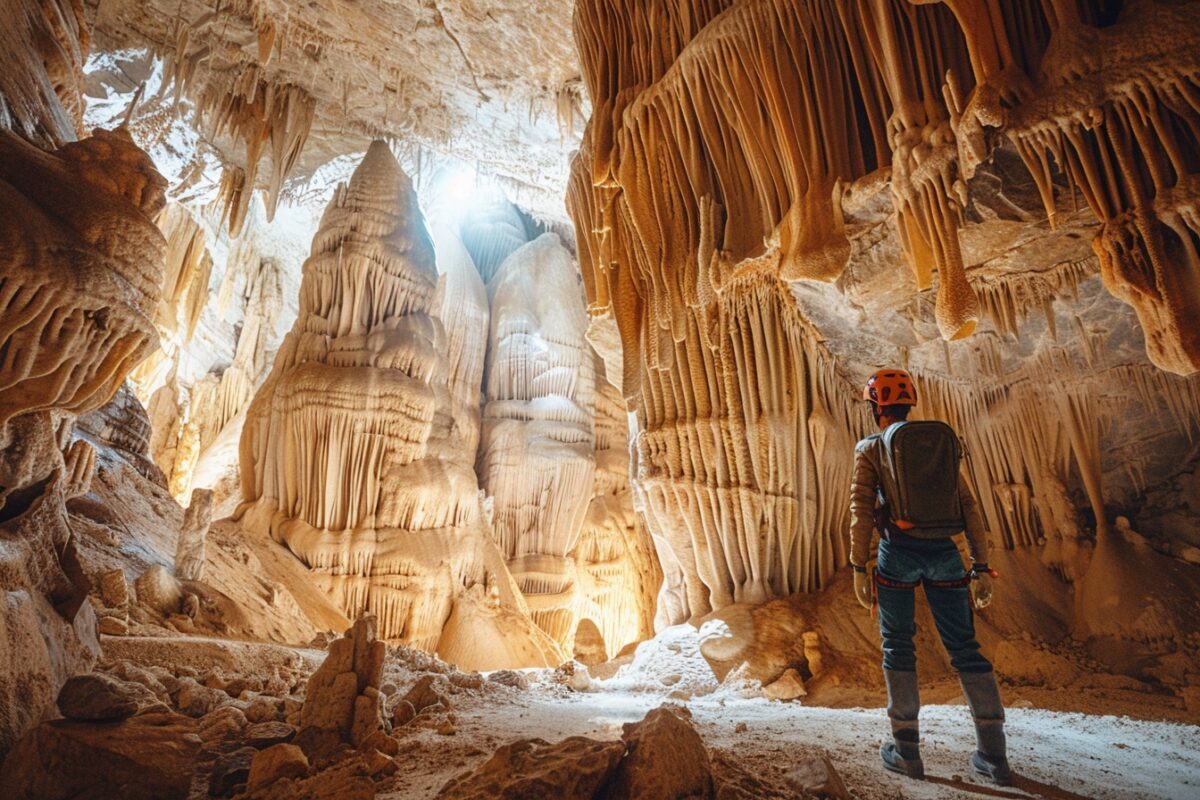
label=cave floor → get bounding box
[385,682,1200,800]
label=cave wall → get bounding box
[0,0,169,755]
[568,0,1200,624]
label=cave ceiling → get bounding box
[91,0,585,225]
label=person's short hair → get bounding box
[874,403,912,421]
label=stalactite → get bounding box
[156,204,214,342]
[166,46,315,237]
[0,0,89,146]
[972,255,1097,339]
[937,0,1200,374]
[916,345,1200,552]
[570,0,1200,618]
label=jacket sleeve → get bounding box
[958,471,989,564]
[849,445,879,568]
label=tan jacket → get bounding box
[849,428,988,568]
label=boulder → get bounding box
[210,746,257,797]
[247,742,309,790]
[605,705,712,799]
[437,736,625,799]
[402,674,449,714]
[56,672,147,720]
[176,676,233,717]
[697,600,808,685]
[763,668,806,701]
[784,753,849,799]
[391,699,417,728]
[487,669,529,689]
[246,721,298,749]
[0,711,200,800]
[199,705,250,750]
[98,568,130,608]
[245,695,284,723]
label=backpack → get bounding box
[876,420,966,538]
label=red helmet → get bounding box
[863,368,917,407]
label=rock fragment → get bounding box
[437,736,625,800]
[607,704,713,799]
[784,753,850,799]
[56,672,147,721]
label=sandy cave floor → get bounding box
[387,686,1200,800]
[142,620,1196,800]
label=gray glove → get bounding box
[853,567,873,610]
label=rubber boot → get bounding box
[881,669,924,779]
[959,670,1012,786]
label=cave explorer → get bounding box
[849,368,1011,785]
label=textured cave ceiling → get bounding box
[91,0,586,225]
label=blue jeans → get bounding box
[876,538,992,674]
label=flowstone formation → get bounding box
[478,234,598,651]
[569,0,1200,624]
[0,121,168,755]
[239,142,557,667]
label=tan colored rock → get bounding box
[56,672,147,721]
[437,735,625,800]
[299,616,385,744]
[350,688,385,747]
[478,233,597,651]
[176,677,232,718]
[573,364,660,659]
[784,753,849,800]
[697,600,809,685]
[763,669,807,702]
[607,705,713,800]
[98,568,130,609]
[199,706,250,747]
[239,143,543,658]
[0,119,165,758]
[246,743,309,790]
[246,721,297,749]
[399,674,449,716]
[175,487,214,581]
[0,711,200,800]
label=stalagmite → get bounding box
[478,233,598,649]
[239,142,555,663]
[175,488,214,581]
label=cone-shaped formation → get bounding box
[241,143,497,648]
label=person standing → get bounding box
[849,368,1011,785]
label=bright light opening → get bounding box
[425,163,504,230]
